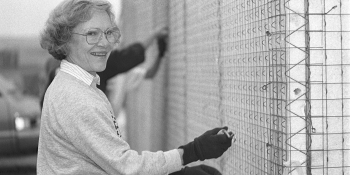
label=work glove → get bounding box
[170,165,221,175]
[179,127,233,165]
[157,34,167,58]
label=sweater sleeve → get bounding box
[57,90,182,175]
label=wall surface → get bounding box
[119,0,350,174]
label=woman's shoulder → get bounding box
[47,71,97,103]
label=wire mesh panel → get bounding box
[299,0,350,174]
[119,0,350,174]
[283,0,350,174]
[220,0,287,174]
[284,0,309,174]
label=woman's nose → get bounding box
[96,33,109,46]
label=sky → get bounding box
[0,0,121,38]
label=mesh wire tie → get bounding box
[325,5,337,14]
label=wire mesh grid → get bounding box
[291,0,350,174]
[282,0,350,174]
[219,0,287,174]
[119,0,350,174]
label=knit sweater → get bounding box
[37,60,182,175]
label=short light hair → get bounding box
[40,0,117,60]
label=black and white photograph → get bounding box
[0,0,349,174]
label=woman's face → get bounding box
[67,10,115,75]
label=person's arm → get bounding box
[60,95,183,174]
[99,28,169,93]
[102,44,146,80]
[102,27,168,80]
[61,92,232,174]
[177,149,184,165]
[144,56,162,79]
[97,44,145,93]
[140,27,168,50]
[144,34,168,79]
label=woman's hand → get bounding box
[179,127,233,165]
[154,26,168,40]
[141,26,168,49]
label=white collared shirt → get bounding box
[60,59,100,88]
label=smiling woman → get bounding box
[38,0,232,175]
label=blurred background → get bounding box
[0,0,120,174]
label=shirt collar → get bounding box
[60,59,100,87]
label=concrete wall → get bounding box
[118,0,350,174]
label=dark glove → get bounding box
[157,35,167,58]
[179,127,232,165]
[170,165,221,175]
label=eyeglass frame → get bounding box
[72,26,121,45]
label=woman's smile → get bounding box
[91,51,108,57]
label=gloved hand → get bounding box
[157,34,167,58]
[179,127,233,165]
[170,165,221,175]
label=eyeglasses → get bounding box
[72,26,121,45]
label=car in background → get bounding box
[0,73,41,155]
